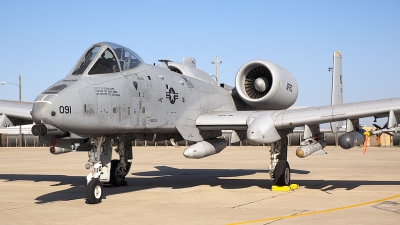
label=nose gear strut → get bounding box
[85,136,133,204]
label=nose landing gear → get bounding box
[85,136,133,204]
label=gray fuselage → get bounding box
[32,63,237,138]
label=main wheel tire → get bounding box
[273,160,291,186]
[110,160,126,187]
[86,178,103,204]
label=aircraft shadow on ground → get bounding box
[0,166,398,204]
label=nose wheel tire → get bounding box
[86,178,103,204]
[273,160,291,186]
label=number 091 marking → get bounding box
[59,106,71,114]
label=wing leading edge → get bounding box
[196,97,400,143]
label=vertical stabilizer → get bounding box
[331,51,343,134]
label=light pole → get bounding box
[1,75,22,147]
[211,56,222,86]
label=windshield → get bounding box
[89,48,120,75]
[113,47,142,71]
[70,42,143,75]
[72,46,100,75]
[103,42,143,71]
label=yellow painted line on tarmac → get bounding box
[226,193,400,225]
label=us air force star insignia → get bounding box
[166,88,178,104]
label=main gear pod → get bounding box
[183,139,227,159]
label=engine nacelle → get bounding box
[235,60,298,110]
[338,130,365,149]
[183,139,227,159]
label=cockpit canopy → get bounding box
[71,42,143,75]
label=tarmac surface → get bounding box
[0,145,400,225]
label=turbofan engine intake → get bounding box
[235,60,298,110]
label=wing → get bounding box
[197,98,400,143]
[0,100,34,128]
[273,98,400,129]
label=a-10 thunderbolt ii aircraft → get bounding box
[1,42,400,204]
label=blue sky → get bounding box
[0,1,399,125]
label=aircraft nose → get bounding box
[31,95,59,125]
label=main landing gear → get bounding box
[85,136,133,204]
[110,140,132,187]
[269,137,291,186]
